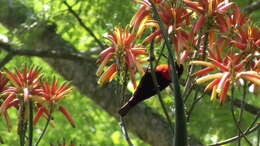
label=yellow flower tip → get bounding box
[189,61,215,68]
[210,86,217,100]
[216,88,221,94]
[238,71,260,86]
[191,73,197,77]
[96,70,102,76]
[108,71,117,82]
[235,73,242,79]
[136,16,149,37]
[97,64,117,85]
[97,78,106,85]
[96,53,114,76]
[246,77,260,86]
[195,73,223,84]
[204,86,211,92]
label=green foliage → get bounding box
[0,57,147,145]
[0,0,259,145]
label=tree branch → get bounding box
[63,1,105,50]
[209,124,259,146]
[0,41,95,63]
[229,98,260,115]
[0,53,14,68]
[244,1,260,14]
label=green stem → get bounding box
[237,83,247,145]
[28,100,33,146]
[18,99,26,146]
[34,104,53,146]
[230,85,252,145]
[118,66,133,146]
[149,1,187,146]
[149,39,174,135]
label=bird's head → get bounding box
[156,63,184,81]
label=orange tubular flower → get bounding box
[228,25,260,53]
[0,66,42,114]
[0,72,8,92]
[97,27,147,88]
[131,1,193,63]
[35,80,75,127]
[184,0,234,32]
[0,66,74,129]
[190,53,260,103]
[33,104,49,124]
[183,0,234,15]
[184,0,235,53]
[215,5,248,32]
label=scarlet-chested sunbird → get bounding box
[118,64,183,116]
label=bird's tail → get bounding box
[118,98,136,117]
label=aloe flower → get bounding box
[184,0,234,33]
[0,72,9,128]
[215,5,248,32]
[184,0,235,54]
[96,27,147,88]
[190,54,260,103]
[0,72,8,92]
[0,66,42,115]
[0,66,43,130]
[0,66,74,129]
[228,25,260,53]
[130,0,193,63]
[33,104,49,124]
[142,5,192,57]
[34,80,75,127]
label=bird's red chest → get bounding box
[156,64,170,81]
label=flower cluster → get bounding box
[187,0,260,102]
[0,66,75,129]
[190,54,260,103]
[96,27,147,88]
[97,0,260,102]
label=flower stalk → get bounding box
[149,1,187,146]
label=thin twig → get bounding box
[229,98,260,115]
[209,113,260,146]
[149,39,174,135]
[155,42,165,66]
[63,1,105,50]
[183,34,202,103]
[34,104,54,146]
[186,92,205,122]
[119,117,133,146]
[244,1,260,14]
[183,51,197,103]
[237,82,247,145]
[209,124,259,146]
[230,85,252,145]
[118,67,133,146]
